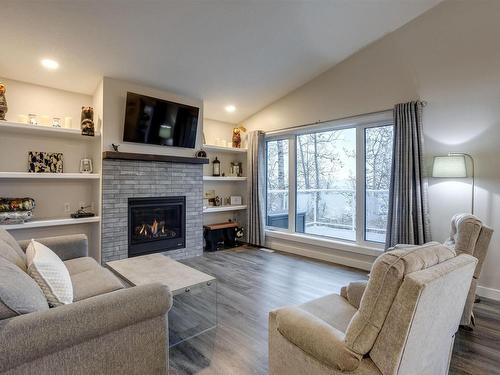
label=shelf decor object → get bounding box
[0,82,7,120]
[80,106,95,136]
[212,157,221,177]
[28,152,63,173]
[0,197,35,224]
[432,152,475,214]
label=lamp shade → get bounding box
[432,155,467,178]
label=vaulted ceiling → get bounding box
[1,0,441,123]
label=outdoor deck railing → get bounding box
[267,188,389,234]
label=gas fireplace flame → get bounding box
[134,218,176,241]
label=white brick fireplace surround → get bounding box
[101,157,204,263]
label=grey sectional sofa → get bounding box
[0,231,172,374]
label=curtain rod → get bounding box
[265,101,427,135]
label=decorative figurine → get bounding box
[232,126,247,148]
[0,83,8,120]
[80,106,95,136]
[111,143,120,152]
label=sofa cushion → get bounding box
[64,256,101,275]
[0,257,49,320]
[345,242,455,356]
[298,293,358,333]
[276,306,362,371]
[26,240,73,307]
[71,268,124,301]
[0,238,27,271]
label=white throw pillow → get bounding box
[26,240,73,306]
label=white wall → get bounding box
[242,0,500,299]
[101,77,203,157]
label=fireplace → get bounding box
[128,197,186,257]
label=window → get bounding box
[364,126,393,242]
[266,139,289,229]
[265,113,394,246]
[296,128,356,241]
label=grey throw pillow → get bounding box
[0,228,27,261]
[0,257,49,320]
[0,238,27,271]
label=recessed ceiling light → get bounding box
[41,58,59,70]
[225,105,236,113]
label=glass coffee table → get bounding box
[107,253,217,347]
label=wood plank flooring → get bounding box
[170,247,500,375]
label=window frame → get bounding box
[265,111,393,248]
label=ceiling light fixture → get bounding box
[41,58,59,70]
[225,105,236,113]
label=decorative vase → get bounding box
[0,83,7,121]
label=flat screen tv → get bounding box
[123,92,199,149]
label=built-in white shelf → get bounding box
[202,144,247,154]
[0,216,101,230]
[0,172,100,180]
[0,121,101,140]
[203,176,247,182]
[203,205,247,213]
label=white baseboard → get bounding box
[477,285,500,301]
[266,239,374,271]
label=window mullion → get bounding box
[288,135,297,233]
[355,126,365,244]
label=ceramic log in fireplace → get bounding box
[128,197,186,257]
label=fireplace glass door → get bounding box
[128,197,185,257]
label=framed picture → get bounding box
[230,196,242,205]
[28,152,63,173]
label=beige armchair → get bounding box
[443,214,493,326]
[391,213,493,327]
[269,243,477,375]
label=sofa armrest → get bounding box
[340,280,368,309]
[0,283,172,372]
[18,234,88,260]
[275,306,361,372]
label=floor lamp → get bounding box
[432,153,475,215]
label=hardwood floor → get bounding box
[170,247,500,375]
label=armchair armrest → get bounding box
[0,283,172,372]
[18,234,88,260]
[275,307,361,372]
[340,280,368,309]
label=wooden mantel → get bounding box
[102,151,209,164]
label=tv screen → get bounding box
[123,92,199,149]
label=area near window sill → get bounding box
[265,229,383,257]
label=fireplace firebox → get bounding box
[128,197,186,257]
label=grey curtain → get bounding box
[247,130,266,246]
[385,101,431,249]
